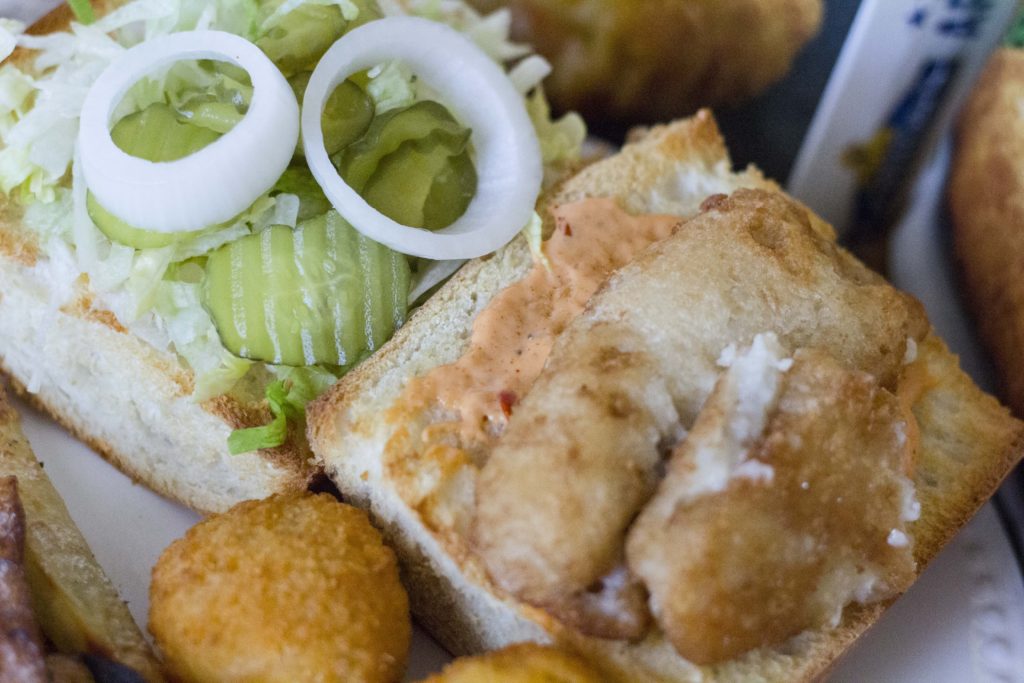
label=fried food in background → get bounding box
[418,643,605,682]
[468,0,823,124]
[0,476,48,683]
[0,387,162,682]
[949,47,1024,417]
[149,492,410,683]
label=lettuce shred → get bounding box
[227,367,338,453]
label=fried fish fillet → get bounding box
[627,340,917,664]
[473,190,928,638]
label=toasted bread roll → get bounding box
[473,191,928,636]
[309,112,1024,681]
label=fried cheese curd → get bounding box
[419,644,605,683]
[149,492,410,683]
[473,191,928,650]
[467,0,822,123]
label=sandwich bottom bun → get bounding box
[950,47,1024,417]
[149,492,410,683]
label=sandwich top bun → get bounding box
[466,0,823,124]
[950,47,1024,416]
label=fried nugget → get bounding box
[472,191,927,640]
[468,0,822,123]
[418,643,605,682]
[149,492,410,683]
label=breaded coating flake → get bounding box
[149,492,410,683]
[418,643,605,682]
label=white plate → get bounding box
[7,140,1024,682]
[4,1,1023,679]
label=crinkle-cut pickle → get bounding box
[202,211,410,367]
[336,100,477,231]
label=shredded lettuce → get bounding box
[67,0,97,25]
[227,369,336,454]
[526,88,586,179]
[365,61,416,113]
[151,278,256,401]
[261,0,359,31]
[0,19,25,62]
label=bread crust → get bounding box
[309,113,1024,681]
[0,4,314,513]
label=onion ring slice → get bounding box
[302,17,543,260]
[78,30,299,234]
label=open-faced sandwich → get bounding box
[0,0,585,512]
[3,2,1024,681]
[308,112,1024,680]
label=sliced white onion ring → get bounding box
[78,30,299,234]
[302,17,543,260]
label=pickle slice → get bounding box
[336,100,477,230]
[90,103,219,247]
[337,100,469,192]
[111,102,220,162]
[257,4,348,76]
[202,212,410,367]
[290,73,374,157]
[87,193,201,249]
[361,134,477,230]
[272,167,333,222]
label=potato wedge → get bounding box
[0,475,48,683]
[0,387,163,682]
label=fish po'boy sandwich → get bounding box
[307,112,1024,679]
[0,0,585,512]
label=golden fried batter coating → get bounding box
[473,191,927,641]
[149,492,410,683]
[418,643,605,682]
[627,345,917,664]
[950,48,1024,417]
[468,0,823,123]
